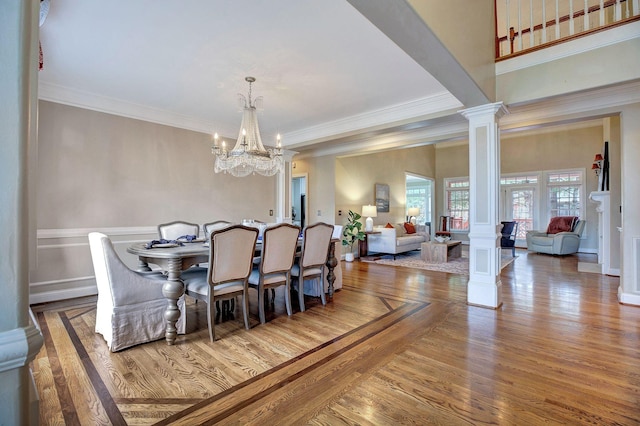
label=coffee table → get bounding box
[421,240,462,263]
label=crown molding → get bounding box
[501,80,640,128]
[296,117,468,159]
[38,81,214,134]
[496,20,640,75]
[284,92,463,148]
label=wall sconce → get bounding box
[591,162,601,175]
[594,153,603,167]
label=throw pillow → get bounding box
[384,222,394,229]
[546,216,578,234]
[394,223,406,235]
[404,222,416,234]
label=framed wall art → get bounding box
[375,183,389,213]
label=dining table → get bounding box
[127,237,338,345]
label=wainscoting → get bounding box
[31,227,158,304]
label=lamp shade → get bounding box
[594,153,604,161]
[407,207,419,217]
[362,205,377,218]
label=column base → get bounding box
[467,279,503,309]
[618,286,640,306]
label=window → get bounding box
[444,178,469,231]
[405,174,433,227]
[546,170,584,219]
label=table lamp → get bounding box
[407,207,419,225]
[362,205,377,232]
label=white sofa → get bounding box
[366,224,429,258]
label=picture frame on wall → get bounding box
[375,183,389,212]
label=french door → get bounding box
[501,186,536,247]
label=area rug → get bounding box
[361,248,517,275]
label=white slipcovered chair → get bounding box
[88,232,184,352]
[180,225,259,342]
[248,223,301,324]
[158,220,199,240]
[291,222,334,311]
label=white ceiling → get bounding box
[38,0,463,153]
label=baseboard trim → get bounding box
[29,283,97,305]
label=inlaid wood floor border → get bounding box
[37,288,431,425]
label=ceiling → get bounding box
[38,0,464,155]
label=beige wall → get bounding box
[38,101,276,228]
[335,145,437,227]
[409,0,496,102]
[33,101,276,303]
[497,38,640,105]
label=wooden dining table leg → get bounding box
[325,242,337,300]
[162,258,184,345]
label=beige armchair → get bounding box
[526,218,586,255]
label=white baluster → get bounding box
[541,0,547,43]
[506,0,511,55]
[528,0,534,48]
[634,0,640,17]
[599,0,605,26]
[569,0,574,35]
[518,0,523,51]
[615,0,622,21]
[584,0,589,31]
[555,0,560,40]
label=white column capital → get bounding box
[459,102,509,121]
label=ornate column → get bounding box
[460,103,508,309]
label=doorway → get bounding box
[405,173,434,236]
[501,184,537,247]
[292,174,307,229]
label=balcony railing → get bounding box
[496,0,640,59]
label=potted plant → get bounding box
[342,210,366,262]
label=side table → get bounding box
[359,231,381,257]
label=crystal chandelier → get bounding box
[212,77,284,177]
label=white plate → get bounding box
[152,243,179,248]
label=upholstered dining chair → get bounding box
[88,232,184,352]
[203,220,232,239]
[180,225,259,342]
[158,220,199,240]
[291,222,334,312]
[248,223,301,324]
[500,221,519,257]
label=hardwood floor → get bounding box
[31,250,640,425]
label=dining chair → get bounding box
[158,220,200,240]
[180,225,259,342]
[500,220,519,257]
[291,222,334,312]
[203,220,232,239]
[88,232,184,351]
[248,223,301,324]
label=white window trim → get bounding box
[443,176,470,233]
[542,168,586,226]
